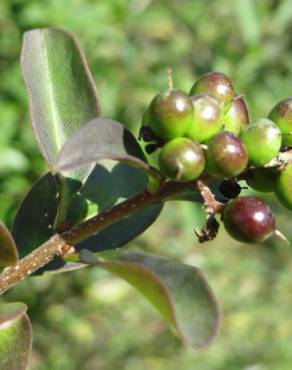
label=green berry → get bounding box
[246,168,277,193]
[268,98,292,146]
[240,118,282,166]
[224,95,249,134]
[274,164,292,211]
[185,93,223,143]
[190,71,234,110]
[159,137,205,181]
[205,131,248,178]
[148,89,193,140]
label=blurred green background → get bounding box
[1,0,292,369]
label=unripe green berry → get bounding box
[274,164,292,212]
[224,95,249,134]
[240,118,282,167]
[189,71,234,110]
[185,93,223,143]
[159,137,205,181]
[268,98,292,146]
[246,168,277,193]
[205,131,248,178]
[148,89,193,140]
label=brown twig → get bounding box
[194,179,224,243]
[264,149,292,169]
[196,179,224,214]
[0,179,197,295]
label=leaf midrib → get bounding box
[42,30,62,159]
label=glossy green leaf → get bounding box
[21,28,101,225]
[80,250,220,350]
[0,302,32,370]
[12,173,59,258]
[21,28,100,168]
[55,118,150,174]
[0,221,19,268]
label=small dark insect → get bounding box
[219,179,242,199]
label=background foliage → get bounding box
[0,0,292,369]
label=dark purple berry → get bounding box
[223,196,275,243]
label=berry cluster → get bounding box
[139,71,292,244]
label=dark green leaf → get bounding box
[0,302,32,370]
[41,163,163,273]
[12,173,58,258]
[12,166,162,272]
[78,204,162,252]
[75,162,162,252]
[21,27,100,168]
[80,250,220,351]
[55,118,150,174]
[0,222,19,268]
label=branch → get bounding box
[1,149,291,295]
[264,149,292,169]
[0,179,197,295]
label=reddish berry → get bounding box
[205,131,248,178]
[224,95,249,134]
[223,196,275,243]
[190,71,234,110]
